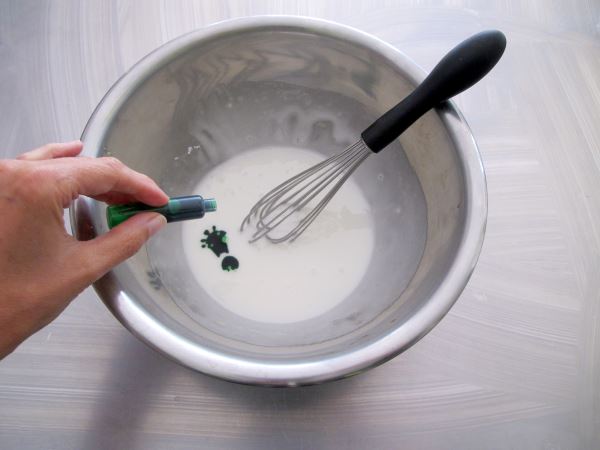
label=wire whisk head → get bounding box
[240,140,371,243]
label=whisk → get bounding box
[241,30,506,243]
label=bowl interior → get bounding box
[84,24,467,364]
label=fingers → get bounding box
[16,142,167,206]
[93,192,145,205]
[55,156,169,206]
[17,141,83,161]
[76,212,167,282]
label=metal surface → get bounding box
[71,15,486,385]
[1,0,599,447]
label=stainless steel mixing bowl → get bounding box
[71,16,486,386]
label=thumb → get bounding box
[78,212,167,282]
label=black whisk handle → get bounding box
[361,30,506,153]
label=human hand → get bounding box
[0,141,168,358]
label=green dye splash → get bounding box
[200,226,240,272]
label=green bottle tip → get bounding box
[203,198,217,212]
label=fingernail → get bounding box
[146,214,167,237]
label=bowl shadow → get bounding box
[82,332,363,449]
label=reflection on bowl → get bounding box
[71,16,486,386]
